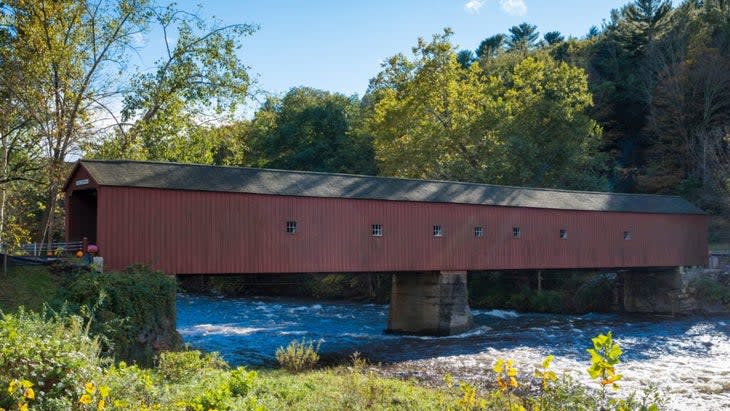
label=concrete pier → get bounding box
[622,268,682,314]
[387,271,474,336]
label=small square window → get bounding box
[513,227,521,238]
[623,231,632,240]
[372,224,383,237]
[433,225,443,237]
[560,229,568,240]
[474,226,484,238]
[286,221,297,234]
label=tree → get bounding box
[0,0,152,245]
[544,31,565,46]
[507,23,540,54]
[367,31,605,189]
[456,49,476,68]
[587,26,601,39]
[246,87,377,175]
[612,0,673,57]
[0,0,256,245]
[476,34,505,60]
[367,30,501,181]
[500,56,605,189]
[117,5,256,160]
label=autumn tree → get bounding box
[367,30,605,189]
[0,0,256,244]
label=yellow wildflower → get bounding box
[18,404,28,411]
[85,382,96,394]
[97,399,106,410]
[7,380,17,394]
[99,386,110,398]
[24,387,35,400]
[80,394,93,405]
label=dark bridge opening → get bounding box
[68,189,97,243]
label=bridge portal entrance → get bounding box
[67,189,97,244]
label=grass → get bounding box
[252,368,456,410]
[0,265,60,312]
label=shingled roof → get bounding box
[71,159,705,215]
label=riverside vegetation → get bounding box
[0,309,665,410]
[0,266,666,410]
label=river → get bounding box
[177,294,730,410]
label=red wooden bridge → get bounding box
[64,160,708,335]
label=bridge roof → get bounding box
[72,159,705,215]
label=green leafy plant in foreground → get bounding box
[587,331,623,407]
[533,354,558,410]
[275,338,321,373]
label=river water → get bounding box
[177,294,730,410]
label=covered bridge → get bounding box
[64,160,708,335]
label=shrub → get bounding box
[529,290,564,312]
[158,350,228,383]
[692,274,730,305]
[275,338,321,373]
[573,274,616,312]
[229,367,257,397]
[0,309,103,411]
[57,264,181,365]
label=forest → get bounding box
[0,0,729,250]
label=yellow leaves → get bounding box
[7,379,17,395]
[541,354,554,370]
[494,357,519,392]
[533,355,558,392]
[99,385,110,398]
[78,381,110,410]
[6,379,35,409]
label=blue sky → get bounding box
[135,0,633,99]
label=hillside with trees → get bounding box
[1,0,728,248]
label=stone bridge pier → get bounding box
[387,271,474,336]
[621,266,710,314]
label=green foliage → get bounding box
[0,309,103,410]
[368,30,606,190]
[692,274,730,305]
[528,291,564,312]
[544,31,565,46]
[229,367,258,398]
[275,338,321,373]
[476,34,505,60]
[0,316,665,411]
[573,274,616,312]
[56,265,181,365]
[158,350,228,383]
[508,23,540,53]
[587,331,623,408]
[246,87,377,175]
[0,266,60,312]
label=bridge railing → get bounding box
[19,241,85,256]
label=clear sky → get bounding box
[135,0,633,98]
